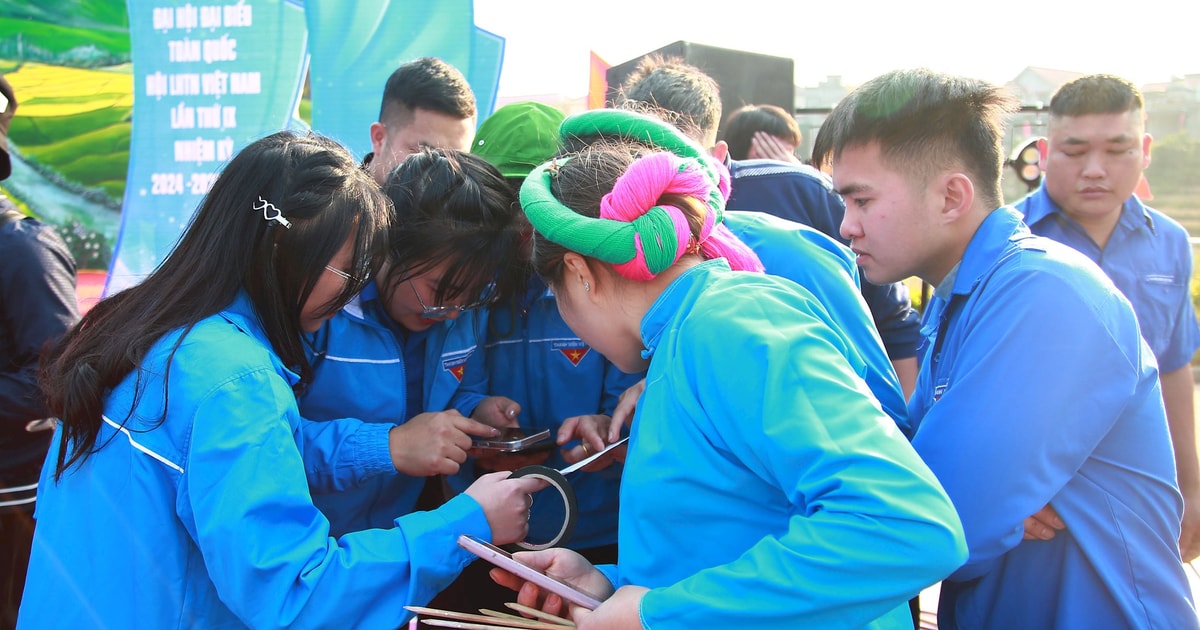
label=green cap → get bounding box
[471,101,566,179]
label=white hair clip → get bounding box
[253,196,292,229]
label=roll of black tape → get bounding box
[508,465,577,551]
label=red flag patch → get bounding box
[559,347,589,366]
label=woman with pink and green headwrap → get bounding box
[489,122,967,629]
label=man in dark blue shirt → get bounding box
[0,74,79,630]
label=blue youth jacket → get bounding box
[19,292,491,629]
[299,282,488,535]
[724,210,910,434]
[464,277,642,549]
[1016,186,1200,373]
[910,207,1196,629]
[600,260,966,629]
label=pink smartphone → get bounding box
[457,534,605,609]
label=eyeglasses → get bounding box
[324,265,364,284]
[408,279,497,319]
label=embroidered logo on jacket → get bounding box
[551,339,590,366]
[442,352,472,383]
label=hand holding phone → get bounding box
[388,410,504,477]
[458,534,607,609]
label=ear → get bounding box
[940,172,976,224]
[1141,133,1153,170]
[561,252,601,304]
[369,122,387,155]
[1036,137,1049,163]
[710,141,729,163]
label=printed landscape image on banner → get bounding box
[0,0,505,298]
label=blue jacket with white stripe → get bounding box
[19,292,491,629]
[299,281,488,535]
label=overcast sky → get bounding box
[475,0,1200,98]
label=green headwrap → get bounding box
[559,109,729,222]
[520,109,730,271]
[519,158,637,266]
[559,109,707,161]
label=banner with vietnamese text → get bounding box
[111,0,505,294]
[111,0,308,293]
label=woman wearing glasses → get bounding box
[299,148,529,537]
[22,133,542,629]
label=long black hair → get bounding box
[41,131,391,477]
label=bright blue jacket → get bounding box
[910,207,1196,629]
[458,277,641,549]
[19,292,491,629]
[599,260,966,629]
[724,210,910,434]
[300,282,488,535]
[1016,186,1200,373]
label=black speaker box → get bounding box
[604,40,795,135]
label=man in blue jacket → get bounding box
[425,102,642,616]
[814,68,1197,628]
[1014,74,1200,562]
[467,102,639,555]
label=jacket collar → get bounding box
[640,259,731,360]
[1023,185,1156,236]
[948,206,1032,298]
[219,291,301,386]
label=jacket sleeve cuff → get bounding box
[451,391,487,417]
[396,492,493,571]
[353,421,398,479]
[435,492,493,540]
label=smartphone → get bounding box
[457,534,604,609]
[471,428,553,453]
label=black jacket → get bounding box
[0,200,78,510]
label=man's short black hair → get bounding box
[616,55,721,143]
[1049,74,1143,119]
[378,57,476,124]
[812,68,1016,209]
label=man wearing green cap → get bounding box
[470,101,565,184]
